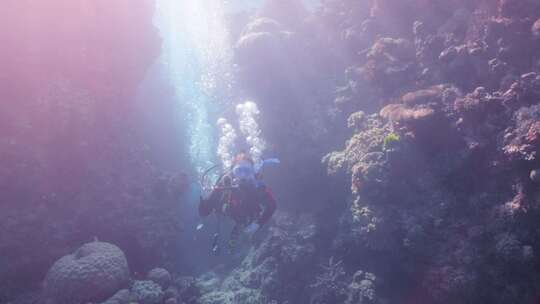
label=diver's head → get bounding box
[232,153,256,185]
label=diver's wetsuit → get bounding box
[199,181,277,244]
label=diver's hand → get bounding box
[245,223,260,235]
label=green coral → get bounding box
[383,133,400,151]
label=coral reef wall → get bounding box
[229,0,540,303]
[320,0,540,303]
[0,1,190,300]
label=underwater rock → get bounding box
[101,289,130,304]
[163,286,179,301]
[258,0,308,29]
[164,298,178,304]
[147,268,172,289]
[415,31,446,68]
[174,276,201,304]
[437,8,471,37]
[196,273,221,295]
[0,0,173,300]
[234,16,300,95]
[236,18,288,51]
[237,31,283,56]
[360,37,416,93]
[42,242,130,304]
[235,17,295,80]
[454,86,505,124]
[131,280,164,304]
[495,233,522,261]
[438,43,491,90]
[197,215,318,303]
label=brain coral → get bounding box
[42,241,130,304]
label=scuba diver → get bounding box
[198,152,277,252]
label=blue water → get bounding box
[153,0,235,177]
[152,0,320,178]
[150,2,239,272]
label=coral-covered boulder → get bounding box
[361,37,416,92]
[42,242,130,304]
[131,280,164,304]
[258,0,308,29]
[174,276,202,303]
[235,18,292,73]
[147,268,172,289]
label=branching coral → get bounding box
[346,270,377,304]
[310,257,348,304]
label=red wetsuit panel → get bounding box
[199,186,277,226]
[257,187,276,225]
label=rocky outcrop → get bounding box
[0,1,191,301]
[147,268,173,289]
[197,214,319,304]
[322,0,540,303]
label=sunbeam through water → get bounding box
[153,0,236,176]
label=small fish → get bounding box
[196,223,204,230]
[212,233,220,255]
